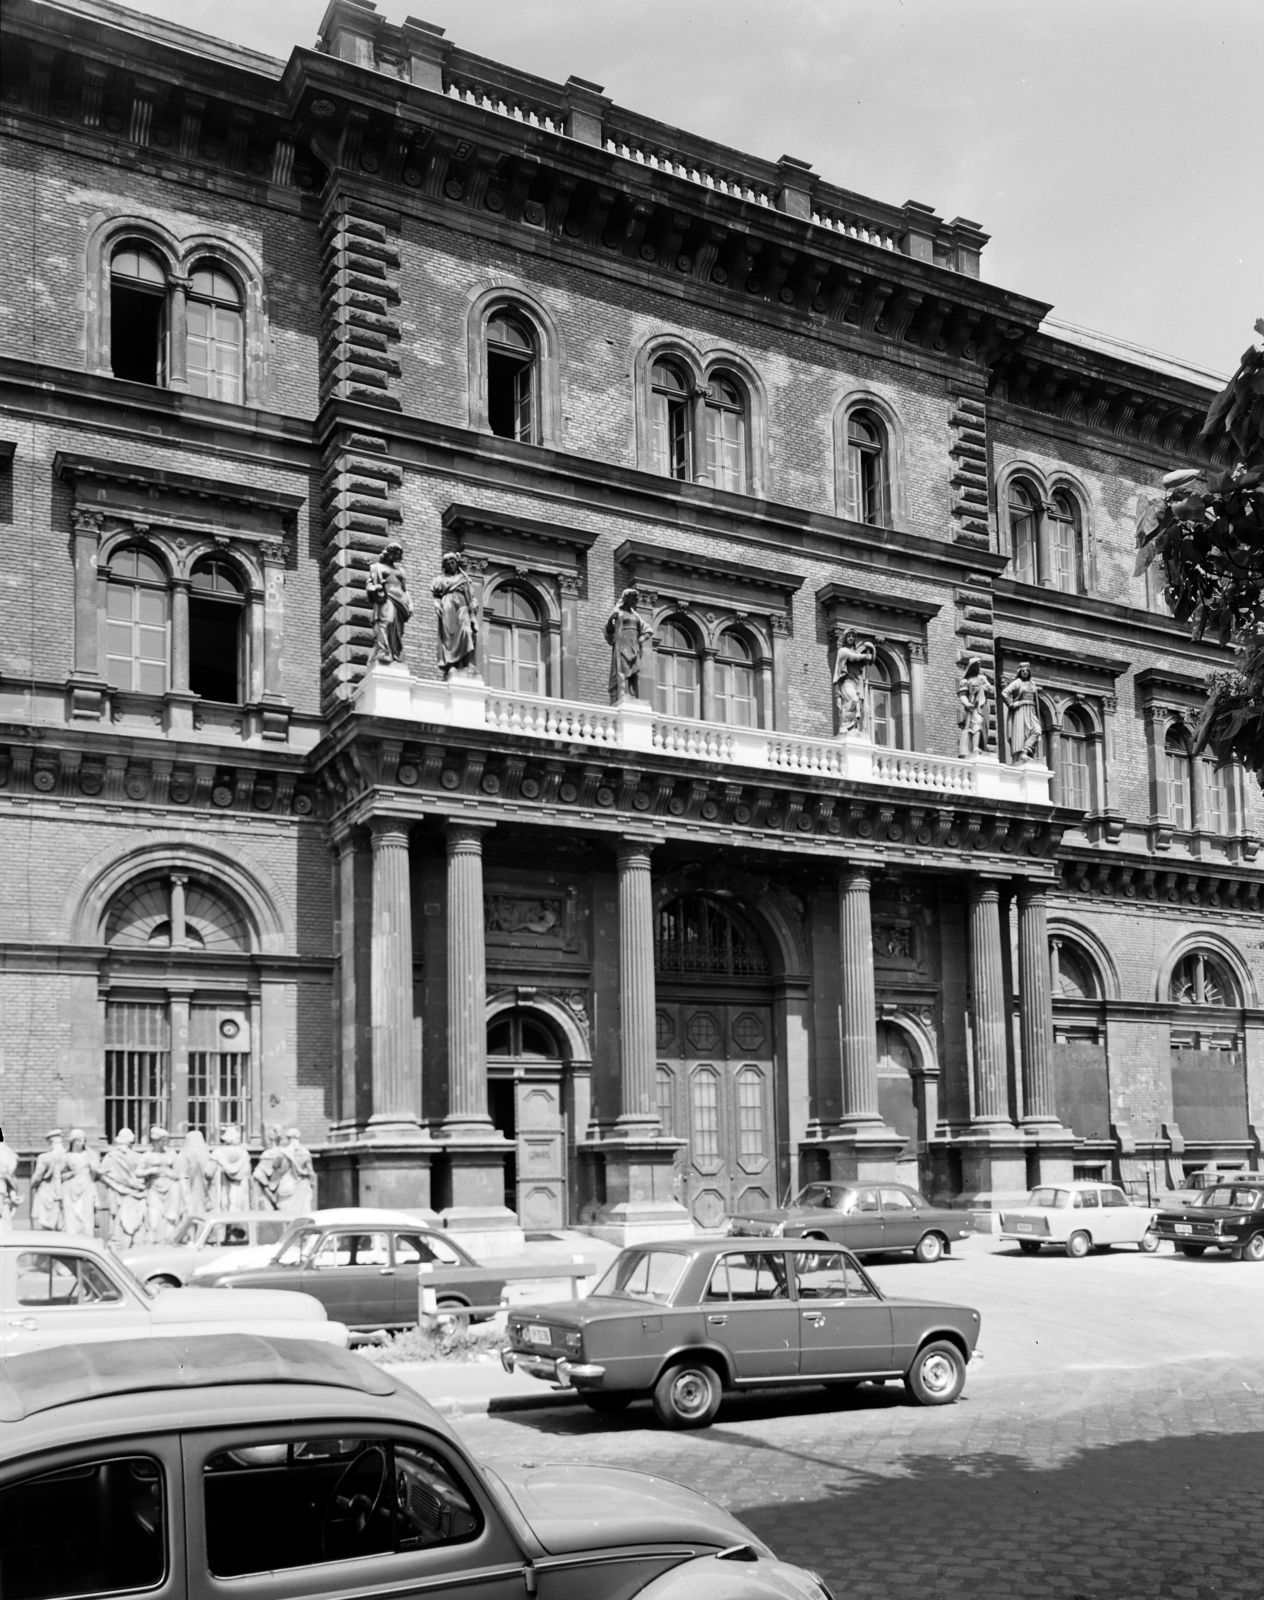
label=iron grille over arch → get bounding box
[654,894,771,978]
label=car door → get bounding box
[391,1231,471,1325]
[701,1250,798,1379]
[4,1247,152,1354]
[298,1231,394,1327]
[1097,1186,1138,1243]
[879,1187,921,1251]
[832,1187,885,1253]
[1071,1187,1101,1241]
[791,1250,893,1376]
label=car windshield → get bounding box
[1197,1187,1262,1210]
[1025,1188,1070,1208]
[273,1228,321,1266]
[592,1249,689,1304]
[172,1219,203,1247]
[791,1184,850,1211]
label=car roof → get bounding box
[2,1230,115,1252]
[300,1209,438,1227]
[621,1238,860,1258]
[194,1211,297,1225]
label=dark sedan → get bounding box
[502,1237,981,1428]
[1154,1179,1264,1260]
[729,1180,972,1262]
[195,1221,507,1332]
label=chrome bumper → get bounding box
[500,1346,606,1386]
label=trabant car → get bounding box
[1154,1178,1264,1260]
[502,1237,980,1428]
[729,1181,972,1263]
[122,1210,307,1291]
[0,1334,836,1600]
[0,1231,347,1354]
[998,1182,1160,1257]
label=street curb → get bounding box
[429,1389,582,1418]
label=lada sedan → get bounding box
[1154,1178,1264,1260]
[502,1238,980,1428]
[122,1210,305,1291]
[729,1181,972,1262]
[998,1182,1160,1257]
[0,1231,347,1354]
[0,1333,836,1600]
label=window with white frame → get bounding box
[1057,705,1094,810]
[654,618,702,719]
[649,358,693,480]
[1049,491,1084,594]
[714,630,758,727]
[486,311,538,442]
[1007,480,1040,585]
[1164,725,1193,829]
[109,244,245,403]
[484,583,545,696]
[189,557,245,704]
[844,410,888,526]
[1203,758,1235,835]
[105,546,169,695]
[702,374,747,493]
[110,245,169,386]
[186,264,244,402]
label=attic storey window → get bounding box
[649,359,692,480]
[110,246,168,386]
[486,312,538,442]
[845,411,888,525]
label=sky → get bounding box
[116,0,1262,378]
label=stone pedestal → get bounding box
[315,1137,439,1222]
[821,1124,911,1185]
[435,1138,524,1258]
[953,1126,1032,1204]
[587,1138,694,1245]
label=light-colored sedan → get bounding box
[999,1182,1160,1258]
[122,1211,304,1291]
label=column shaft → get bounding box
[1018,885,1058,1122]
[369,819,418,1127]
[968,881,1010,1122]
[445,823,492,1128]
[838,869,879,1123]
[616,841,658,1131]
[72,515,101,677]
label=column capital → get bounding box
[968,877,1003,902]
[838,865,874,892]
[1016,879,1049,906]
[615,837,656,867]
[445,820,493,853]
[369,816,411,848]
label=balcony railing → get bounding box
[355,668,1052,805]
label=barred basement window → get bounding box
[486,312,538,442]
[105,1002,170,1138]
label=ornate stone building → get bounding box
[1,0,1260,1243]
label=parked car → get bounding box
[998,1182,1160,1257]
[1154,1178,1264,1260]
[502,1237,981,1428]
[185,1207,435,1278]
[0,1334,836,1600]
[1164,1166,1251,1206]
[0,1231,347,1355]
[194,1219,507,1333]
[122,1210,306,1291]
[729,1180,973,1263]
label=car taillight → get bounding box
[564,1331,582,1353]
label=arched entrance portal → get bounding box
[654,894,778,1230]
[876,1021,921,1187]
[487,1010,568,1233]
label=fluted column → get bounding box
[615,840,658,1134]
[1018,883,1058,1124]
[968,880,1010,1123]
[444,822,493,1132]
[368,817,419,1131]
[839,868,880,1123]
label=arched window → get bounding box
[868,655,895,748]
[485,584,545,696]
[1050,938,1100,1001]
[703,373,746,493]
[649,358,692,481]
[110,245,168,386]
[105,546,169,695]
[1057,706,1093,810]
[1203,759,1234,835]
[187,263,244,403]
[844,410,888,525]
[1008,481,1039,585]
[1170,950,1239,1008]
[487,1011,561,1058]
[486,311,538,442]
[714,631,758,727]
[1164,726,1193,829]
[189,557,245,704]
[654,618,701,719]
[1049,491,1083,594]
[654,895,771,977]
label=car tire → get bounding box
[652,1361,722,1430]
[1179,1244,1207,1258]
[1138,1230,1160,1254]
[1243,1233,1264,1264]
[1017,1240,1042,1255]
[905,1341,966,1406]
[913,1232,945,1264]
[433,1300,470,1335]
[581,1392,633,1414]
[1065,1230,1091,1259]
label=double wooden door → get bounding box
[655,1001,777,1230]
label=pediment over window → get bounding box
[444,503,598,585]
[996,636,1129,698]
[1134,665,1210,713]
[615,539,804,621]
[817,582,941,646]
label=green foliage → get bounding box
[1135,321,1264,771]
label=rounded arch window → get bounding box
[105,544,169,695]
[650,357,692,481]
[486,310,538,443]
[1051,939,1100,1001]
[1170,950,1239,1008]
[1008,480,1040,585]
[1203,758,1235,836]
[187,260,244,403]
[1049,491,1084,594]
[1164,725,1193,830]
[1058,705,1093,810]
[868,655,896,748]
[845,409,888,525]
[110,243,168,387]
[189,556,246,705]
[654,617,701,719]
[486,1010,563,1058]
[715,630,758,727]
[654,894,771,978]
[703,371,747,493]
[103,873,250,954]
[485,583,545,696]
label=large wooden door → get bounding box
[514,1076,566,1232]
[655,1002,777,1230]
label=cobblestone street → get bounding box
[458,1241,1264,1598]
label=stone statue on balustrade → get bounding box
[432,552,480,678]
[606,587,654,703]
[137,1127,183,1244]
[61,1130,101,1237]
[99,1128,147,1248]
[367,541,412,667]
[210,1124,254,1213]
[832,630,877,736]
[957,656,989,757]
[29,1129,68,1231]
[0,1133,19,1233]
[176,1129,213,1219]
[1002,660,1043,764]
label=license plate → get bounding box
[525,1324,551,1346]
[1016,1223,1033,1233]
[1175,1223,1192,1235]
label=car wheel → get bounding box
[913,1232,945,1264]
[146,1275,181,1292]
[1018,1240,1042,1255]
[1065,1230,1091,1259]
[1138,1230,1160,1254]
[581,1392,633,1414]
[1179,1244,1207,1258]
[652,1361,722,1429]
[1242,1233,1264,1263]
[905,1341,966,1406]
[432,1300,470,1335]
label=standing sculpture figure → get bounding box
[98,1128,146,1248]
[957,656,989,757]
[1002,660,1043,764]
[29,1129,68,1231]
[176,1129,213,1219]
[137,1127,182,1244]
[210,1124,253,1213]
[0,1134,19,1233]
[432,552,479,678]
[278,1128,315,1215]
[605,587,654,703]
[61,1130,101,1237]
[367,540,412,666]
[833,630,877,735]
[253,1124,285,1209]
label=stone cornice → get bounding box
[614,538,806,612]
[993,636,1130,681]
[441,503,599,554]
[54,451,306,532]
[992,580,1234,669]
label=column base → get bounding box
[313,1139,439,1220]
[435,1136,524,1258]
[821,1122,909,1185]
[585,1136,692,1245]
[1020,1122,1077,1187]
[942,1124,1034,1215]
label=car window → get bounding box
[16,1253,123,1307]
[706,1252,788,1301]
[1099,1188,1129,1208]
[256,1220,288,1246]
[172,1218,201,1247]
[791,1251,877,1302]
[310,1232,389,1270]
[1072,1190,1100,1209]
[792,1184,849,1211]
[0,1455,165,1600]
[394,1232,465,1267]
[1205,1187,1262,1209]
[851,1188,881,1214]
[1027,1188,1069,1208]
[880,1188,916,1212]
[221,1223,251,1247]
[591,1249,689,1303]
[275,1228,320,1266]
[204,1436,481,1577]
